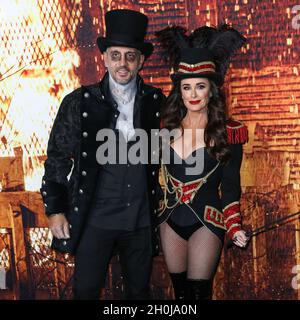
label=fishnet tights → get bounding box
[159,222,222,280]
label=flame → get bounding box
[0,0,81,191]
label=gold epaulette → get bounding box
[226,119,248,144]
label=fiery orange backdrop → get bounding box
[0,0,300,300]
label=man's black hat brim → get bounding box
[97,37,154,59]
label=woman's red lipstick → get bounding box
[189,100,201,105]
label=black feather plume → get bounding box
[190,23,246,77]
[189,26,218,48]
[210,24,246,77]
[155,26,189,68]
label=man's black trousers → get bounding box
[73,225,153,300]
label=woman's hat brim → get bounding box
[171,72,223,86]
[97,37,154,59]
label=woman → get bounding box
[156,25,249,300]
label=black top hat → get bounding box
[156,25,246,86]
[97,9,154,58]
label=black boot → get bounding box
[169,271,187,300]
[185,279,212,300]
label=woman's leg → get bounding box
[186,226,223,299]
[159,222,187,299]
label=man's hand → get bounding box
[48,213,70,239]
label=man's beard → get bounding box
[114,67,137,85]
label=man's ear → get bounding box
[103,51,108,68]
[139,54,145,70]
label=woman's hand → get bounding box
[232,230,249,248]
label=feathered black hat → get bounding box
[156,24,246,86]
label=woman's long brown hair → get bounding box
[161,79,230,163]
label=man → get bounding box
[40,9,164,299]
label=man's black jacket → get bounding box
[40,73,164,254]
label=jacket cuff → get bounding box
[40,179,69,216]
[223,201,242,239]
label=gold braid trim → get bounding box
[158,160,220,216]
[224,212,241,224]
